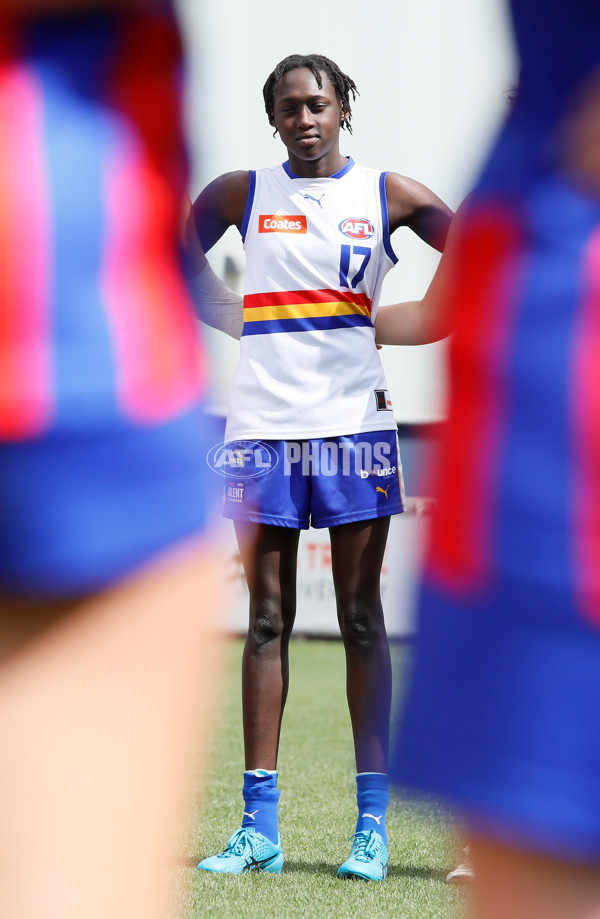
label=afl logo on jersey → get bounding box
[339,218,374,240]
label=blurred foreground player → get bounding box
[0,3,222,919]
[393,2,600,918]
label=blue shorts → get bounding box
[221,430,404,528]
[0,409,218,599]
[392,574,600,864]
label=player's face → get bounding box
[270,68,345,175]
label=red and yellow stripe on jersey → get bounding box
[242,288,373,335]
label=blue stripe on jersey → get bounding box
[330,156,355,179]
[379,172,398,264]
[241,170,256,241]
[241,313,374,335]
[282,156,355,180]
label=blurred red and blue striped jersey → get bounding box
[0,5,215,597]
[0,4,205,440]
[426,189,600,624]
[425,0,600,626]
[393,0,600,862]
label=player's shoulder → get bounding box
[207,169,251,195]
[197,169,252,206]
[193,170,252,237]
[208,164,284,186]
[384,171,427,199]
[384,171,447,215]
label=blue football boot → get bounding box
[197,827,283,875]
[337,829,388,881]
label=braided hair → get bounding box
[263,54,359,134]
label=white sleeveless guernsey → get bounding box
[225,157,399,441]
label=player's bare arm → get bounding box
[386,172,453,250]
[191,170,250,256]
[184,175,247,337]
[375,203,465,346]
[373,174,454,346]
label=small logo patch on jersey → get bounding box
[260,215,307,233]
[339,217,374,240]
[374,389,393,411]
[304,192,325,208]
[226,481,245,504]
[360,466,397,480]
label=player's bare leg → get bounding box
[330,517,391,773]
[331,517,391,881]
[0,536,224,919]
[235,521,300,770]
[469,836,600,919]
[195,523,297,876]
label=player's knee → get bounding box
[248,597,292,646]
[339,603,383,649]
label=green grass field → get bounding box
[171,639,467,919]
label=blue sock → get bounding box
[241,770,280,844]
[355,772,389,846]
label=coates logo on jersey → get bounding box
[339,217,374,240]
[260,215,307,233]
